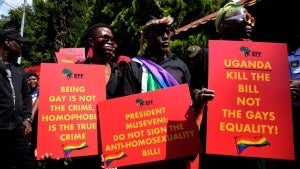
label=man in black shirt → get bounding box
[119,15,214,169]
[0,29,34,169]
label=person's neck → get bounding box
[31,87,38,93]
[90,55,108,65]
[0,54,9,64]
[146,48,167,60]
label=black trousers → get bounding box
[0,128,35,169]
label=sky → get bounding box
[0,0,32,17]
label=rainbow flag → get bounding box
[63,142,88,156]
[235,136,270,154]
[104,151,127,166]
[132,57,179,92]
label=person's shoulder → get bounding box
[11,62,25,72]
[128,57,142,65]
[109,62,119,70]
[169,53,185,62]
[12,62,22,67]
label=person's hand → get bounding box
[194,88,215,104]
[39,152,60,161]
[103,43,116,61]
[23,120,32,134]
[100,154,117,169]
[38,152,60,169]
[40,153,55,160]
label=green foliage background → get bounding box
[0,0,229,68]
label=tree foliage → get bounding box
[0,0,228,67]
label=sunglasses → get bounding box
[225,12,255,26]
[152,25,173,36]
[95,34,113,41]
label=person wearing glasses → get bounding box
[84,23,122,99]
[195,2,265,169]
[118,15,214,169]
[215,2,255,41]
[39,23,121,169]
[0,29,35,169]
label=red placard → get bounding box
[55,52,77,64]
[36,63,106,159]
[98,84,201,168]
[207,40,294,160]
[59,48,86,63]
[24,65,41,75]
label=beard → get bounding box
[9,52,20,63]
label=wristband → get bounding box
[24,118,33,123]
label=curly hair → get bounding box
[141,15,174,37]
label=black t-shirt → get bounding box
[119,52,191,96]
[190,47,209,89]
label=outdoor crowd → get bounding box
[0,2,299,169]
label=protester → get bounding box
[81,22,122,169]
[289,80,300,169]
[186,45,208,95]
[215,2,254,41]
[26,71,40,167]
[0,29,35,169]
[118,15,214,169]
[196,2,267,169]
[26,71,39,105]
[39,23,122,169]
[288,47,300,80]
[84,23,122,99]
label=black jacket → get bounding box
[0,62,32,130]
[120,51,191,96]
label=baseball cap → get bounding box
[186,45,201,58]
[0,29,27,43]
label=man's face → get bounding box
[7,39,22,60]
[147,25,172,53]
[89,27,115,61]
[222,7,254,40]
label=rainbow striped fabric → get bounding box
[104,151,127,166]
[63,142,88,156]
[235,136,270,154]
[132,56,179,92]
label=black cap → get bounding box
[0,29,27,43]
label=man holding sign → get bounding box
[118,15,214,169]
[39,23,121,169]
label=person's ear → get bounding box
[3,40,11,50]
[4,40,11,47]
